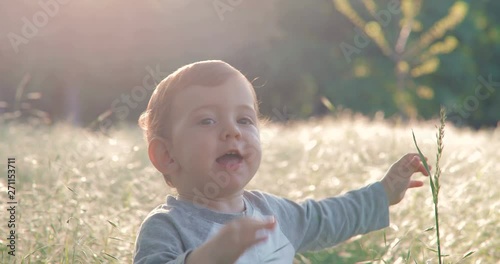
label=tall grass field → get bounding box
[0,115,498,263]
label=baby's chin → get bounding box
[212,169,254,186]
[195,170,253,194]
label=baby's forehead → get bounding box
[180,79,255,100]
[165,83,255,117]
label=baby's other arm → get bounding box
[186,217,276,264]
[133,212,190,264]
[134,209,275,264]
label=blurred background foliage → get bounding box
[0,0,499,128]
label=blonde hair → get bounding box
[138,60,260,186]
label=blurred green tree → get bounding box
[332,0,468,119]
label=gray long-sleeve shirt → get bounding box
[133,182,389,264]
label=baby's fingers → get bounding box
[250,216,277,242]
[226,216,276,247]
[408,180,424,189]
[418,159,432,176]
[210,217,277,263]
[410,155,431,176]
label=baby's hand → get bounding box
[381,153,431,205]
[186,216,276,264]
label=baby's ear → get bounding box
[148,137,178,175]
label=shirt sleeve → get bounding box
[133,211,192,264]
[258,182,390,252]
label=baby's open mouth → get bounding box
[216,151,243,168]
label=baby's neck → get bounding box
[177,192,246,214]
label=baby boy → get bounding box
[133,60,429,264]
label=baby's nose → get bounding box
[220,122,241,140]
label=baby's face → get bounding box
[166,75,261,197]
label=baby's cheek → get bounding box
[181,137,211,158]
[246,138,262,164]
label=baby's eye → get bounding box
[238,117,254,125]
[199,118,216,125]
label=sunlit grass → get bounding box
[0,115,498,263]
